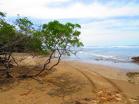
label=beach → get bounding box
[0,1,139,103]
[0,56,139,104]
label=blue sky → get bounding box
[0,0,139,46]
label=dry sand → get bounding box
[0,55,139,104]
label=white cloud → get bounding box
[80,18,139,46]
[0,0,139,46]
[0,0,139,19]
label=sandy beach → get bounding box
[1,1,139,104]
[0,56,139,104]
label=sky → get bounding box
[0,0,139,46]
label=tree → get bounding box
[0,12,83,78]
[31,20,83,77]
[0,12,16,45]
[15,17,34,34]
[15,17,42,53]
[0,12,17,78]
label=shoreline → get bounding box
[63,58,139,72]
[61,60,129,81]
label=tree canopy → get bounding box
[0,13,16,45]
[0,11,83,78]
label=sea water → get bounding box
[63,46,139,71]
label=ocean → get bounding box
[63,46,139,71]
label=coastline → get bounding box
[61,60,129,80]
[63,58,139,72]
[64,46,139,72]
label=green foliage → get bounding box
[0,11,84,77]
[0,15,16,44]
[41,20,83,55]
[15,17,33,34]
[0,12,6,17]
[0,12,83,55]
[26,35,42,53]
[14,17,42,53]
